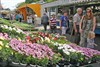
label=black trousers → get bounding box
[19,18,22,22]
[50,25,56,33]
[74,25,80,45]
[43,23,48,31]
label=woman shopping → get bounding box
[79,8,96,47]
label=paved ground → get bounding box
[94,34,100,50]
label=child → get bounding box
[49,14,57,33]
[87,31,97,48]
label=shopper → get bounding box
[49,14,57,33]
[15,14,19,21]
[18,13,23,22]
[34,14,38,27]
[73,8,82,45]
[79,8,96,47]
[27,14,32,24]
[60,12,69,35]
[41,13,49,31]
[10,13,15,23]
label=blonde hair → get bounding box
[84,8,94,20]
[88,31,95,39]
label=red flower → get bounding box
[35,37,40,40]
[54,37,57,41]
[32,39,36,43]
[26,36,30,40]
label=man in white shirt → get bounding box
[73,8,82,44]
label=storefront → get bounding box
[41,0,99,17]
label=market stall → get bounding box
[17,4,41,21]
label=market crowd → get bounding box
[41,8,96,49]
[0,11,38,27]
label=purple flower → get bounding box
[9,39,54,59]
[0,33,9,40]
[70,43,100,58]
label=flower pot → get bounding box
[36,65,42,67]
[12,62,19,65]
[9,62,20,67]
[30,64,37,67]
[57,60,68,67]
[58,64,64,67]
[47,64,56,67]
[0,58,3,62]
[80,62,100,67]
[20,63,27,66]
[0,61,7,67]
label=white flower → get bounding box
[58,44,63,46]
[9,27,12,31]
[63,49,70,55]
[63,44,72,49]
[58,46,63,49]
[45,37,50,43]
[1,25,4,28]
[4,25,8,29]
[65,51,70,55]
[16,28,23,33]
[13,28,16,31]
[40,37,44,42]
[54,42,59,46]
[16,29,21,33]
[68,49,76,52]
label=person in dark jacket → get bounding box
[41,13,49,31]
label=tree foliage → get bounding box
[25,0,57,3]
[45,0,57,3]
[16,2,26,8]
[25,0,39,3]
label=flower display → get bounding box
[26,32,70,45]
[0,25,25,39]
[0,33,9,40]
[9,39,54,59]
[57,43,100,58]
[0,25,100,67]
[58,44,77,55]
[0,33,9,49]
[70,44,100,58]
[0,25,24,34]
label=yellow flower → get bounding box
[45,37,50,43]
[18,37,21,41]
[0,41,3,46]
[5,45,9,48]
[11,52,13,55]
[0,37,4,40]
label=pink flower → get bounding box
[9,39,54,59]
[70,43,100,58]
